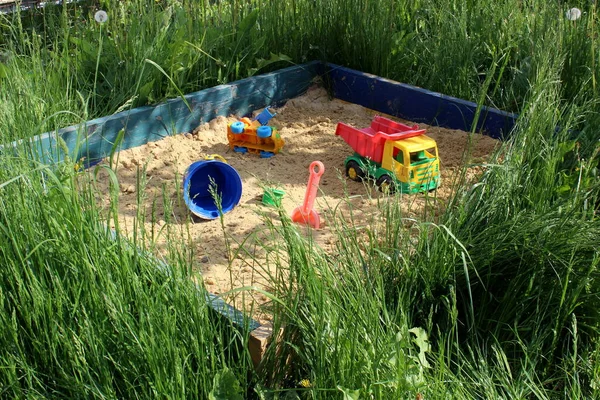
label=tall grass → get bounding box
[404,56,600,387]
[250,50,600,398]
[2,0,600,142]
[0,154,253,398]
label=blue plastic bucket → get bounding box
[183,160,243,219]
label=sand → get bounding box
[91,86,498,319]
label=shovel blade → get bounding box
[291,207,321,229]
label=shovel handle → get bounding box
[301,161,324,215]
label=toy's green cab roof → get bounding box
[394,134,438,152]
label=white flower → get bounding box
[566,7,582,21]
[94,10,108,24]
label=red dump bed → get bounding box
[335,116,426,163]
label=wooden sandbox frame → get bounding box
[15,61,519,366]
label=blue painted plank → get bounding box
[326,63,518,140]
[24,60,321,167]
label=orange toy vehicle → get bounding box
[227,107,284,158]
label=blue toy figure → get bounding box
[254,106,276,126]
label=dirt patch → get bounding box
[91,86,499,321]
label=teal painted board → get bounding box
[128,230,262,331]
[205,292,261,331]
[326,63,518,140]
[19,60,522,169]
[26,61,321,167]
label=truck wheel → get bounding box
[260,151,275,158]
[230,121,245,134]
[345,161,365,182]
[376,175,395,193]
[257,126,272,138]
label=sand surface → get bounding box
[92,86,498,320]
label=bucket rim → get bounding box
[183,159,243,220]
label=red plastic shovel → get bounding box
[291,161,325,229]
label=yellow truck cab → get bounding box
[383,135,440,192]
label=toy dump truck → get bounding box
[335,116,440,193]
[227,106,284,158]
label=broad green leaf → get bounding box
[69,36,96,57]
[337,386,360,400]
[209,368,243,400]
[144,59,191,111]
[138,79,155,105]
[409,327,431,368]
[0,62,7,80]
[109,128,125,168]
[239,9,259,33]
[249,53,293,76]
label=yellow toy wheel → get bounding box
[345,160,365,182]
[376,174,396,194]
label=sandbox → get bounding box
[91,86,499,320]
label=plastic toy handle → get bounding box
[301,161,325,215]
[204,154,228,163]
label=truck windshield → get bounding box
[410,148,436,165]
[393,147,404,163]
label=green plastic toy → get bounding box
[262,188,285,207]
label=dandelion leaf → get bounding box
[208,367,243,400]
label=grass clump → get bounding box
[2,0,600,142]
[249,56,600,398]
[0,155,253,398]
